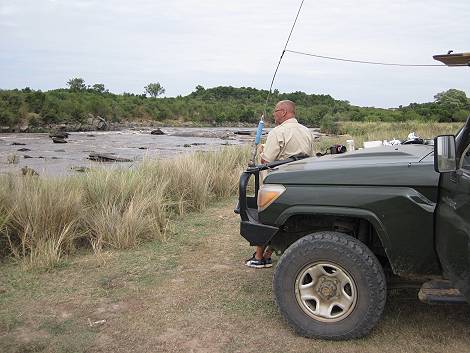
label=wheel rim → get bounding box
[294,261,357,323]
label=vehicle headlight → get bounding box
[257,184,286,212]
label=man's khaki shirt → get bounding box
[260,118,314,162]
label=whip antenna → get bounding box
[263,0,305,117]
[250,0,305,166]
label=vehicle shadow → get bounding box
[373,288,470,349]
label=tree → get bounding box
[144,82,165,98]
[67,78,86,92]
[92,83,107,94]
[434,89,468,110]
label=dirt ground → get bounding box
[1,200,470,353]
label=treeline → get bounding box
[0,80,469,130]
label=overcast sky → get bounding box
[1,0,469,107]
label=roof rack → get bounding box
[433,52,470,67]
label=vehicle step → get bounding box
[418,279,467,304]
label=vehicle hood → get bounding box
[264,145,440,188]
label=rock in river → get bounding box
[49,131,69,139]
[88,152,133,162]
[151,128,165,135]
[52,137,67,143]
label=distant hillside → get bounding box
[0,84,468,131]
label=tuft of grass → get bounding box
[0,175,82,269]
[193,147,251,198]
[139,146,250,214]
[81,168,170,253]
[7,154,18,164]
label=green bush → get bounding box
[0,86,468,127]
[320,114,340,134]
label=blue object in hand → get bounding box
[255,120,264,145]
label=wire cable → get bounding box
[263,0,305,117]
[285,49,452,67]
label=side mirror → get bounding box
[434,135,457,173]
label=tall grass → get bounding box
[80,169,170,252]
[0,175,82,268]
[0,146,250,269]
[315,121,463,152]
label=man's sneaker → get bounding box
[245,254,273,268]
[263,257,273,268]
[245,255,265,268]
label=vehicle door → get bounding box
[436,139,470,301]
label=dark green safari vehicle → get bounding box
[237,117,470,340]
[237,109,470,339]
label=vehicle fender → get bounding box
[275,205,392,259]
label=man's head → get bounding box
[273,100,296,125]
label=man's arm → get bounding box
[260,130,281,163]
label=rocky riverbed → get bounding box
[0,127,321,177]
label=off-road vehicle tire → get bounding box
[273,231,386,340]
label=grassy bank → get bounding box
[0,147,250,269]
[314,121,462,152]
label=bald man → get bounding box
[245,100,315,268]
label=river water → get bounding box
[0,127,321,176]
[0,127,318,177]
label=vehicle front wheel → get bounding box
[273,231,386,340]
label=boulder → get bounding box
[150,128,165,135]
[87,115,108,131]
[49,131,69,139]
[96,117,108,131]
[88,153,132,163]
[234,130,253,136]
[52,137,67,144]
